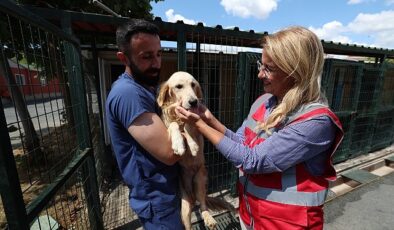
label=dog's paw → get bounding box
[202,211,217,230]
[172,138,186,156]
[189,142,199,156]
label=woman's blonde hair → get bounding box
[259,26,325,134]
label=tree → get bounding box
[17,0,164,19]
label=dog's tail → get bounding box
[206,196,235,212]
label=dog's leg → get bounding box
[195,165,217,229]
[168,122,186,155]
[184,124,200,156]
[181,197,193,230]
[180,170,195,230]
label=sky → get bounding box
[151,0,394,49]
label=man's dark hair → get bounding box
[116,19,159,55]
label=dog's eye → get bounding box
[176,84,183,89]
[191,82,195,88]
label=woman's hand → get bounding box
[196,104,215,125]
[175,106,201,125]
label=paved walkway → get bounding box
[325,171,394,230]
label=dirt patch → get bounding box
[0,124,89,229]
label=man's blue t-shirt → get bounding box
[105,72,179,218]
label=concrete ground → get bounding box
[325,171,394,230]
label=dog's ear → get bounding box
[195,82,203,100]
[157,82,170,107]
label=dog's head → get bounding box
[157,71,202,110]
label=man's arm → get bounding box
[128,112,181,165]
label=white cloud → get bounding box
[347,0,394,4]
[220,0,278,20]
[347,0,377,4]
[348,0,361,4]
[348,11,394,48]
[347,0,366,5]
[348,11,394,33]
[165,9,197,25]
[310,10,394,49]
[310,21,353,44]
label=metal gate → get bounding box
[0,1,102,229]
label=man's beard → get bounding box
[129,59,160,87]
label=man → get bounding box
[105,19,183,229]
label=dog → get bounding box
[157,71,232,230]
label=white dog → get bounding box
[157,71,232,230]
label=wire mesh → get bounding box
[348,113,376,158]
[332,111,353,164]
[357,63,382,114]
[322,59,362,112]
[379,64,394,108]
[29,166,95,230]
[185,31,252,194]
[0,6,100,228]
[81,52,111,187]
[1,9,79,206]
[370,107,394,152]
[0,200,4,229]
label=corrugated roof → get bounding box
[24,5,394,60]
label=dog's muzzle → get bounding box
[189,99,198,108]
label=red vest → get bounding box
[238,94,344,230]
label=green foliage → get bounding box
[1,11,64,79]
[16,0,163,19]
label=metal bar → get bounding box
[177,27,186,71]
[91,0,121,17]
[76,44,104,229]
[85,154,104,229]
[61,17,104,228]
[23,6,265,48]
[91,38,105,151]
[25,148,90,223]
[0,40,29,230]
[235,52,246,128]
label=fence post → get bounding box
[0,94,29,229]
[61,14,104,230]
[177,26,186,71]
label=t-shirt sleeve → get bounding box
[107,84,156,129]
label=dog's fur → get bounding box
[157,71,232,230]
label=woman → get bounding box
[176,26,344,230]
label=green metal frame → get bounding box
[2,3,393,228]
[0,95,29,230]
[0,0,103,228]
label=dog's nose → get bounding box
[189,99,198,108]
